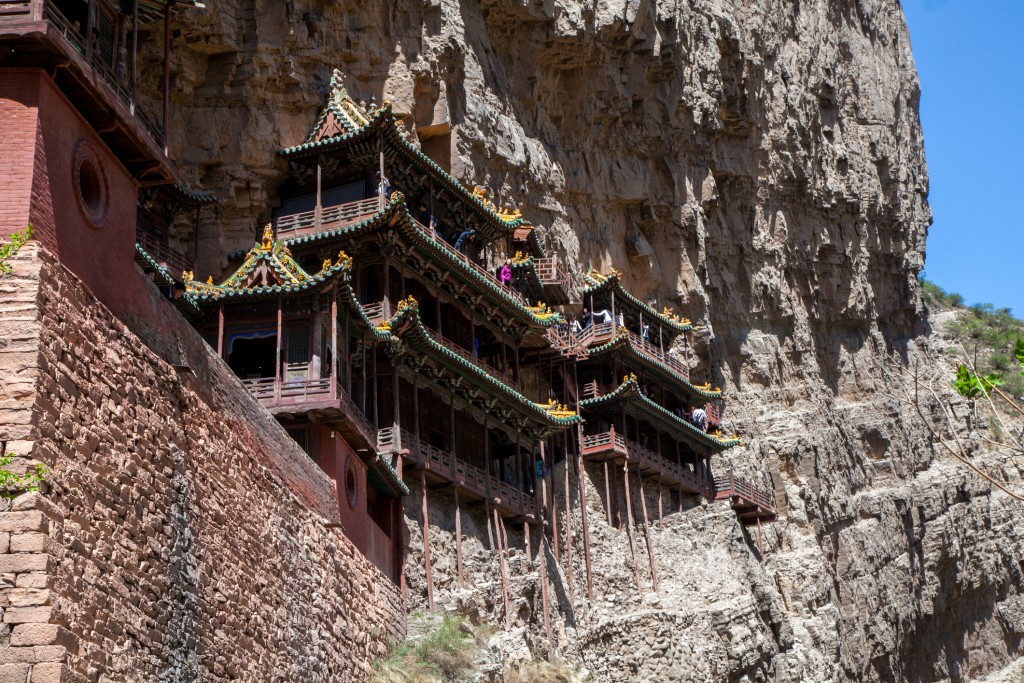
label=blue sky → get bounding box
[901,0,1024,315]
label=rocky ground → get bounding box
[147,0,1023,680]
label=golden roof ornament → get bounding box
[206,276,214,285]
[396,295,418,312]
[321,259,332,273]
[182,271,194,283]
[337,250,352,267]
[260,224,274,251]
[329,68,349,108]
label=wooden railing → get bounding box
[715,471,775,513]
[581,430,628,457]
[363,299,392,324]
[534,257,573,294]
[274,198,380,240]
[623,436,709,495]
[136,230,194,279]
[424,327,519,389]
[706,399,724,426]
[24,1,165,146]
[576,321,615,348]
[243,375,334,406]
[384,427,536,516]
[411,217,529,307]
[625,329,690,380]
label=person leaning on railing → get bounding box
[688,405,708,432]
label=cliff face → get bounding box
[154,0,1024,681]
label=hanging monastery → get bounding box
[0,1,775,677]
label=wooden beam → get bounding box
[493,505,510,625]
[637,473,658,592]
[455,486,464,588]
[420,469,434,609]
[577,426,594,601]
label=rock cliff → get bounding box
[152,0,1023,680]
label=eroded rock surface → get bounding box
[148,0,1024,681]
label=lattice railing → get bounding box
[274,198,380,240]
[136,230,193,278]
[714,471,775,513]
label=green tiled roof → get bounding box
[283,193,564,328]
[587,328,723,402]
[278,70,527,243]
[380,298,581,434]
[580,376,740,454]
[582,269,692,335]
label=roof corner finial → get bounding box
[329,68,348,107]
[261,224,274,251]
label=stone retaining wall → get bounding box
[0,245,404,682]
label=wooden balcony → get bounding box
[579,322,691,382]
[582,428,710,494]
[534,256,573,305]
[242,373,377,452]
[714,471,776,524]
[273,198,380,241]
[0,0,175,183]
[378,427,537,519]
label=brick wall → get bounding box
[0,247,404,682]
[0,74,37,237]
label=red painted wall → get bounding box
[0,70,39,236]
[313,424,399,580]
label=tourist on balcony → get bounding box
[689,406,708,432]
[375,171,391,199]
[641,321,651,341]
[499,258,513,287]
[453,228,476,252]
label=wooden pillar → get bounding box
[343,317,351,395]
[111,10,123,70]
[85,0,95,64]
[420,469,434,608]
[493,505,510,625]
[378,147,386,210]
[546,439,560,564]
[129,0,138,111]
[513,342,521,384]
[622,462,642,591]
[523,520,532,563]
[360,334,366,413]
[577,437,594,601]
[637,473,658,592]
[412,376,420,452]
[161,0,171,155]
[658,480,664,524]
[538,534,552,644]
[435,284,443,336]
[757,516,764,559]
[454,487,464,588]
[372,341,379,428]
[330,285,338,398]
[562,430,574,600]
[484,417,495,551]
[275,296,283,398]
[603,458,612,526]
[391,364,400,436]
[315,155,323,227]
[216,302,224,359]
[610,289,616,326]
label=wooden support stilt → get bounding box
[562,431,574,601]
[524,520,532,563]
[494,505,510,624]
[637,474,658,592]
[547,440,560,565]
[622,462,642,591]
[657,480,663,524]
[757,516,764,559]
[420,469,434,609]
[160,1,170,155]
[538,535,552,644]
[455,487,464,588]
[577,433,594,601]
[603,459,612,526]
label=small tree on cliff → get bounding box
[882,340,1024,502]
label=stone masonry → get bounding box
[0,245,404,682]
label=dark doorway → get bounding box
[228,334,277,378]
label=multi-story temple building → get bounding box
[164,72,777,605]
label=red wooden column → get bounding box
[420,469,434,609]
[622,462,642,591]
[546,439,560,564]
[523,519,532,563]
[637,474,659,592]
[538,533,552,645]
[275,295,283,402]
[757,517,764,559]
[603,458,612,526]
[330,285,338,398]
